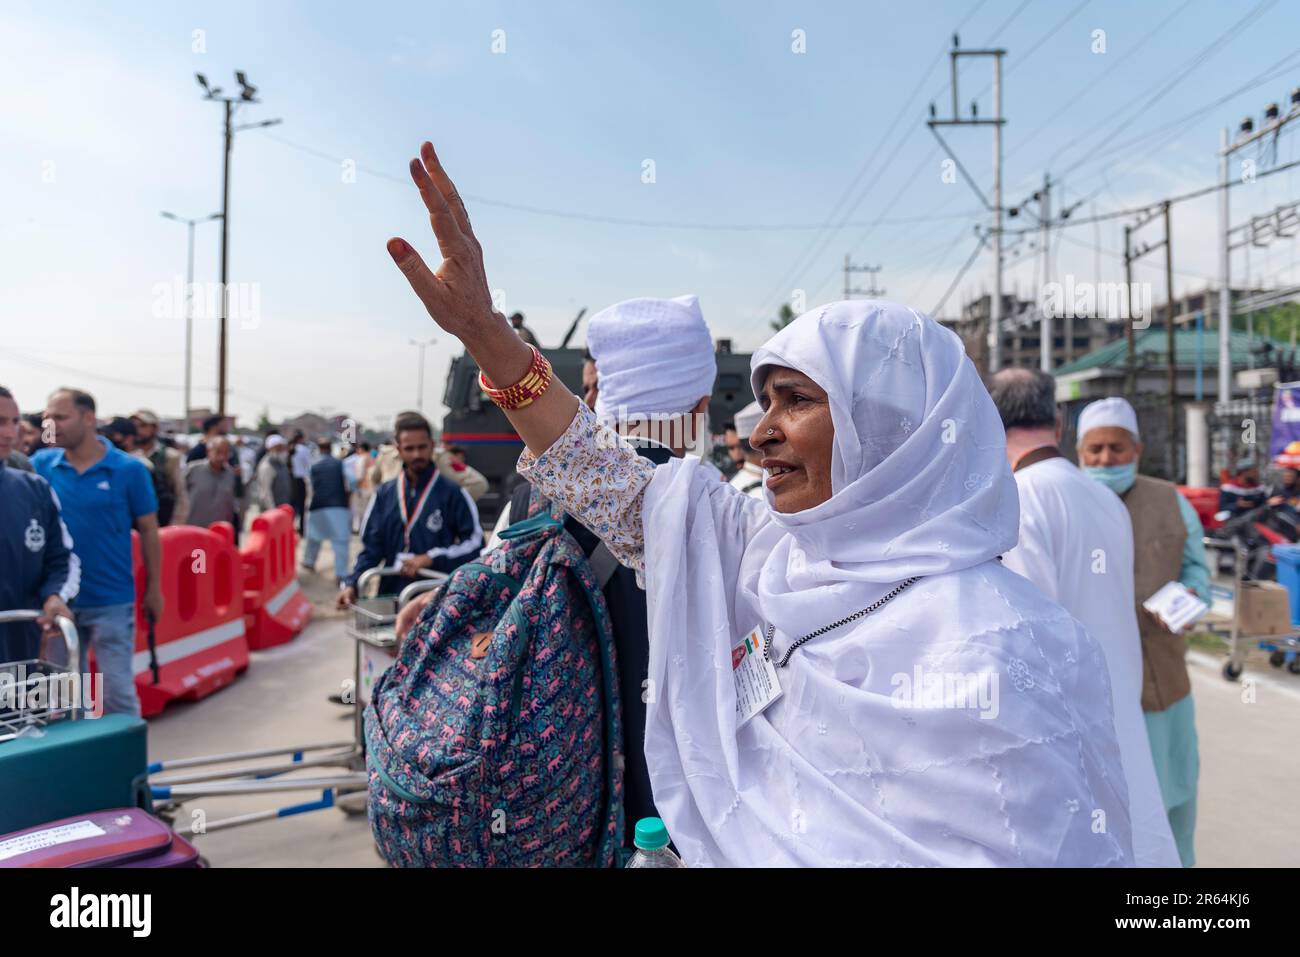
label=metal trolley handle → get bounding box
[0,609,79,670]
[354,565,448,607]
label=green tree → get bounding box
[256,407,274,432]
[770,302,796,333]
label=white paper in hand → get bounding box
[1142,581,1209,634]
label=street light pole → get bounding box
[196,71,281,420]
[160,210,221,429]
[409,337,438,412]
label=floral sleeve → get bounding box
[516,402,655,577]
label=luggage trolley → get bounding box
[146,565,446,835]
[1200,536,1300,681]
[0,609,82,740]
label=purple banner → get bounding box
[1272,382,1300,458]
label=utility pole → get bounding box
[843,258,885,299]
[409,337,438,412]
[1039,173,1051,371]
[927,40,1006,372]
[1218,89,1300,406]
[196,71,281,419]
[1125,203,1174,476]
[1164,201,1176,480]
[160,210,222,429]
[1124,224,1136,399]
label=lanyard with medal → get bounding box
[731,576,921,725]
[396,469,437,560]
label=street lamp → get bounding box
[160,210,222,429]
[408,337,438,412]
[196,70,282,418]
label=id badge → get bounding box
[731,625,782,726]
[395,551,415,563]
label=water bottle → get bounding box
[625,817,687,868]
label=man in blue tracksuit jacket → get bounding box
[0,386,79,662]
[336,412,482,605]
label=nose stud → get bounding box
[766,428,774,436]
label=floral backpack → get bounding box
[363,493,624,867]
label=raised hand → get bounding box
[387,142,497,340]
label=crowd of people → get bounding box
[0,381,489,720]
[1,138,1271,868]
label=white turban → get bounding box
[1077,396,1140,444]
[732,400,763,442]
[588,295,717,420]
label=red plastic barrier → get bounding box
[1177,485,1222,533]
[88,526,251,718]
[239,505,312,650]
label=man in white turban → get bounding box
[726,401,765,499]
[991,369,1179,867]
[477,294,718,854]
[1076,395,1208,867]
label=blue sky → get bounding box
[4,0,1300,428]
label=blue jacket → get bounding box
[348,468,482,594]
[0,462,80,662]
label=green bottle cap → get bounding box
[633,817,669,850]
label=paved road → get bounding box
[1188,648,1300,867]
[145,554,1300,867]
[145,528,384,867]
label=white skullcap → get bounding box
[589,295,717,419]
[264,434,287,450]
[732,400,763,442]
[1076,396,1140,444]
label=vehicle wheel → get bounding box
[1222,660,1244,681]
[1288,659,1300,675]
[1270,650,1286,667]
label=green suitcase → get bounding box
[0,715,148,833]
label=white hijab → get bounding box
[640,300,1133,866]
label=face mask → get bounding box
[1084,462,1137,495]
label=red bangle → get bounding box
[479,345,554,410]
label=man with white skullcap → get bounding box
[484,294,718,853]
[991,370,1178,866]
[1077,395,1209,867]
[726,401,765,499]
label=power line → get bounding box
[752,0,1016,320]
[1054,48,1300,198]
[255,130,981,232]
[1049,0,1279,175]
[1005,0,1194,162]
[932,237,989,316]
[1002,155,1300,236]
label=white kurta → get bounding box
[1001,455,1179,867]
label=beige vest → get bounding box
[1121,474,1192,712]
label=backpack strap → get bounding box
[588,542,621,590]
[564,542,625,867]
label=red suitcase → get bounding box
[0,808,199,868]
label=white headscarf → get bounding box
[640,300,1133,866]
[589,295,717,421]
